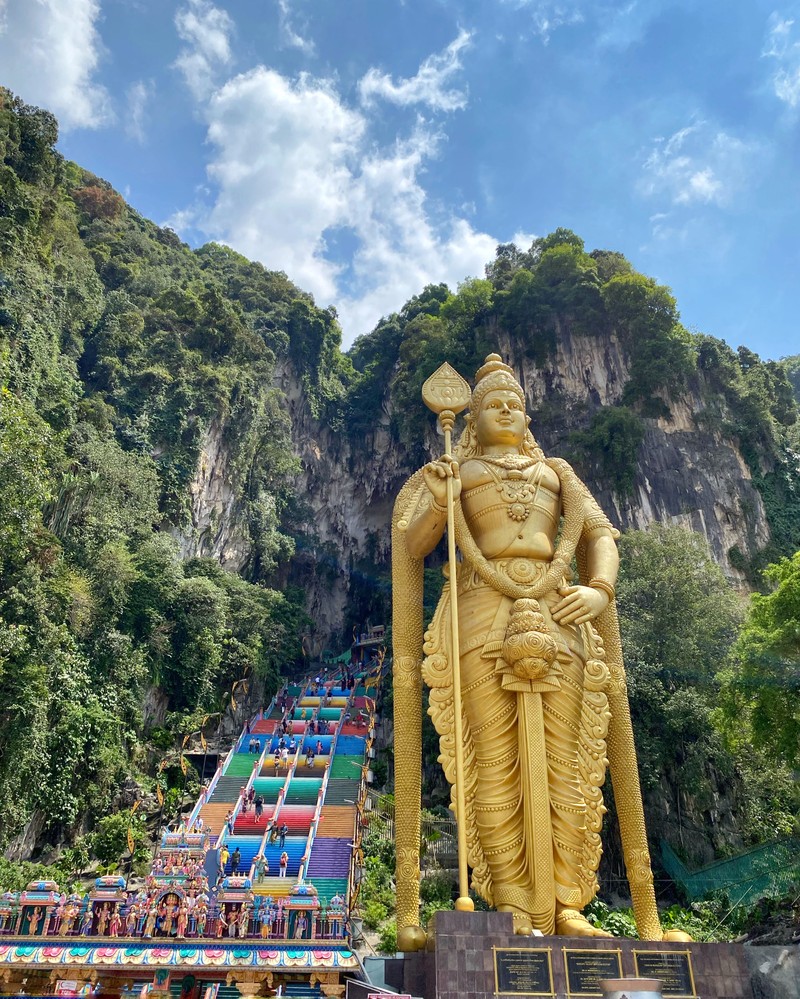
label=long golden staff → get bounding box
[422,363,473,911]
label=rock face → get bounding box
[746,945,800,999]
[272,326,770,644]
[172,326,770,646]
[168,419,251,572]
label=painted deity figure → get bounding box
[176,903,189,940]
[96,905,110,936]
[393,354,670,945]
[143,904,157,940]
[25,907,43,936]
[195,900,208,937]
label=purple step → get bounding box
[306,837,352,877]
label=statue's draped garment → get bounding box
[412,451,618,934]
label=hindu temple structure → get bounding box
[0,672,379,999]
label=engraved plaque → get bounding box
[563,949,623,996]
[494,947,554,996]
[634,950,696,997]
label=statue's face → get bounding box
[475,388,526,448]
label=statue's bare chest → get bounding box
[460,459,562,545]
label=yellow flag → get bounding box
[230,693,237,711]
[158,759,167,773]
[156,784,164,806]
[182,734,191,749]
[180,755,188,776]
[127,828,135,855]
[130,800,140,816]
[200,731,207,751]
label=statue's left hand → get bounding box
[551,585,609,626]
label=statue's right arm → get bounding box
[404,457,460,559]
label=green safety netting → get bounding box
[660,837,800,904]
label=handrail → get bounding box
[247,684,309,879]
[295,679,343,883]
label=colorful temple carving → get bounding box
[0,672,379,999]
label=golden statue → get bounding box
[391,354,685,949]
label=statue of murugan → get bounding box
[392,354,684,949]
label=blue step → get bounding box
[336,735,367,755]
[301,734,334,753]
[260,837,307,876]
[222,835,263,874]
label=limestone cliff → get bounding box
[168,419,252,572]
[270,325,771,645]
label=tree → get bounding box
[616,525,742,793]
[718,551,800,767]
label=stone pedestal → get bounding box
[391,911,753,999]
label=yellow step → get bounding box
[253,878,294,896]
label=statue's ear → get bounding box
[526,415,531,425]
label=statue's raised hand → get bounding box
[551,584,609,626]
[422,455,461,509]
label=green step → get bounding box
[292,707,340,721]
[252,777,285,801]
[285,779,322,804]
[225,753,259,777]
[287,685,302,696]
[306,876,349,905]
[329,755,365,779]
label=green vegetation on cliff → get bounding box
[0,89,337,849]
[1,88,797,907]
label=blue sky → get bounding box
[1,0,799,358]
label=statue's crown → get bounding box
[475,353,515,382]
[471,354,524,413]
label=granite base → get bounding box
[389,911,753,999]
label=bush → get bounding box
[362,900,388,931]
[377,919,397,955]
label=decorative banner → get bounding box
[182,734,191,749]
[200,731,207,751]
[130,800,141,816]
[180,755,188,776]
[156,784,164,807]
[158,759,168,772]
[126,828,135,855]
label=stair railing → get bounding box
[248,683,309,880]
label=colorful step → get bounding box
[316,806,356,839]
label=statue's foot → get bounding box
[512,913,534,936]
[497,905,534,936]
[555,908,613,938]
[662,928,693,942]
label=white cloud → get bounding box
[170,48,501,345]
[125,79,154,143]
[202,68,363,301]
[0,0,112,130]
[499,0,585,42]
[277,0,315,55]
[763,12,800,108]
[174,0,235,100]
[358,29,472,111]
[639,122,759,209]
[337,126,497,337]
